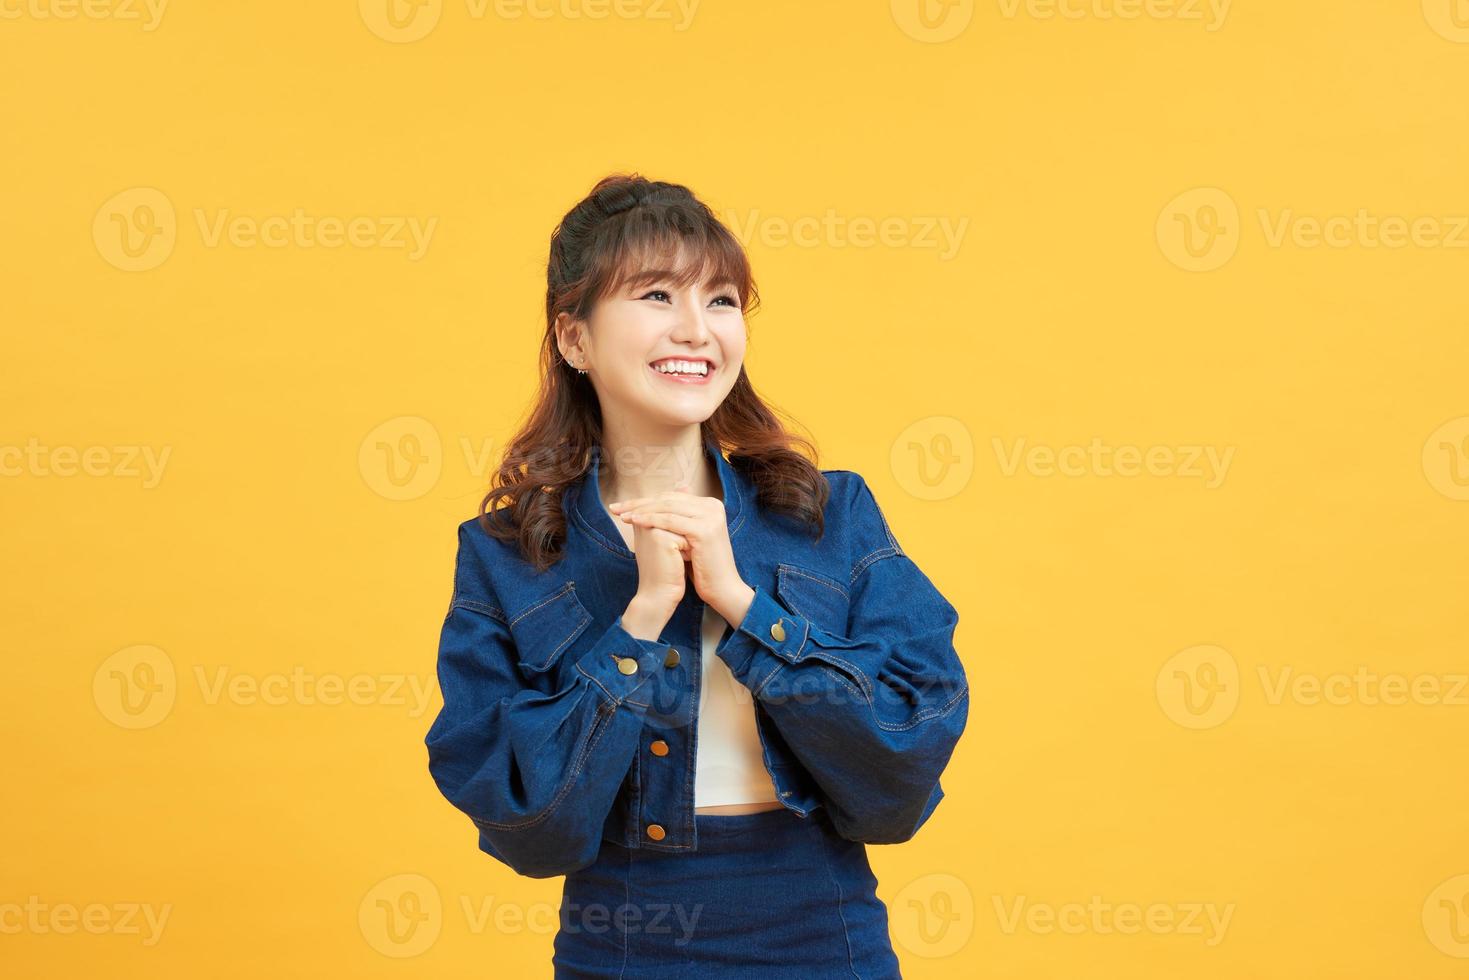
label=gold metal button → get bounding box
[646,823,666,841]
[617,657,638,675]
[770,619,786,642]
[663,648,680,668]
[649,739,669,756]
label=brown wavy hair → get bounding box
[478,172,829,572]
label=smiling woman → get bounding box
[423,173,968,978]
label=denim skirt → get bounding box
[552,805,903,978]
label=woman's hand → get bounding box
[609,482,752,624]
[629,520,688,618]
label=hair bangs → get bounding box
[592,207,758,314]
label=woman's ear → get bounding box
[553,311,581,364]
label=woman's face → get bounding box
[570,271,747,429]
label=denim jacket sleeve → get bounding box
[713,474,970,844]
[423,522,670,879]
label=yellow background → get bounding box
[4,1,1468,976]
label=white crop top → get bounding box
[694,603,781,807]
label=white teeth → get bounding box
[652,359,709,376]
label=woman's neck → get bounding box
[596,434,720,505]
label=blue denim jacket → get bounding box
[425,438,969,879]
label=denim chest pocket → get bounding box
[505,581,594,675]
[775,563,851,637]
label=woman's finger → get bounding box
[612,497,703,518]
[620,510,700,538]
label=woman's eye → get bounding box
[640,289,740,309]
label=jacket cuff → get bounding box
[574,616,674,708]
[713,585,809,689]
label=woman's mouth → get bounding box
[648,357,715,385]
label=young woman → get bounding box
[425,174,969,978]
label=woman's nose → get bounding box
[669,304,712,342]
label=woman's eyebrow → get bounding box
[624,268,681,289]
[623,270,738,295]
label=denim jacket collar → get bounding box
[566,436,748,561]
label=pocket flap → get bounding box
[775,563,851,636]
[505,581,593,673]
